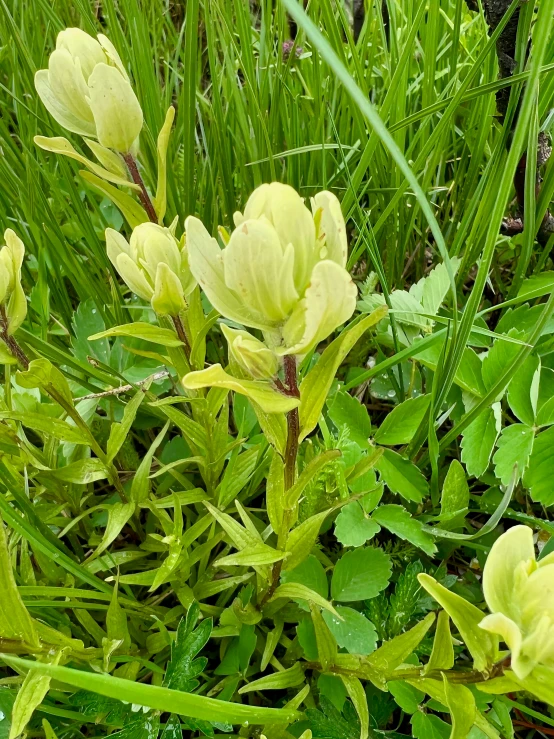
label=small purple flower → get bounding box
[282,40,303,60]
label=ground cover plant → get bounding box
[2,0,554,737]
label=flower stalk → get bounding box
[123,152,158,223]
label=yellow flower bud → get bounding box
[221,324,279,380]
[0,229,27,335]
[479,525,554,679]
[185,183,356,356]
[35,28,142,153]
[106,222,196,314]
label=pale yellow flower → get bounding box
[35,28,142,153]
[479,525,554,679]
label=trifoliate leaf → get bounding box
[334,502,381,547]
[372,504,437,556]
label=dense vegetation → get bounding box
[1,0,554,737]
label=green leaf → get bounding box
[461,405,500,478]
[322,607,377,655]
[517,271,554,302]
[441,460,469,519]
[372,504,437,556]
[376,449,429,503]
[89,502,135,562]
[482,332,523,399]
[1,656,300,725]
[281,554,328,600]
[507,354,540,426]
[443,676,476,739]
[334,502,381,548]
[492,424,534,485]
[285,449,341,510]
[0,412,90,445]
[424,611,454,673]
[303,696,360,739]
[266,451,285,535]
[367,612,435,673]
[153,106,175,222]
[164,603,212,693]
[340,675,369,739]
[130,422,170,504]
[80,170,148,228]
[9,666,52,739]
[374,394,431,445]
[0,515,37,645]
[216,447,259,508]
[285,510,330,571]
[299,307,388,440]
[45,458,110,484]
[331,547,392,602]
[417,574,498,672]
[239,663,305,694]
[107,385,149,463]
[523,426,554,504]
[410,712,451,739]
[89,322,183,347]
[387,680,425,713]
[183,364,299,414]
[328,389,371,447]
[270,583,341,618]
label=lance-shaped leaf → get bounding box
[239,663,305,694]
[81,171,148,228]
[443,676,476,739]
[0,515,38,646]
[34,136,138,189]
[367,612,435,674]
[89,322,183,346]
[299,306,388,440]
[270,583,341,619]
[183,364,299,414]
[0,656,301,725]
[424,611,454,673]
[153,106,175,223]
[285,510,330,571]
[340,675,369,739]
[418,574,498,672]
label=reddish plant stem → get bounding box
[123,153,158,223]
[260,355,300,608]
[171,315,192,358]
[0,306,29,369]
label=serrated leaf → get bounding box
[328,390,371,447]
[507,354,540,426]
[372,504,437,556]
[281,554,328,599]
[460,405,501,478]
[322,607,377,655]
[164,603,212,693]
[303,696,360,739]
[410,712,451,739]
[376,449,429,503]
[334,502,381,547]
[492,424,534,485]
[374,394,431,445]
[331,547,392,602]
[523,426,554,505]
